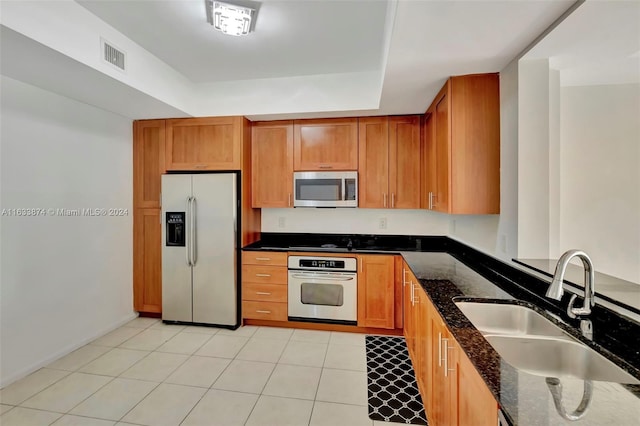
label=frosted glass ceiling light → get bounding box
[207,1,255,36]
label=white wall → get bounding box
[0,76,135,387]
[560,83,640,283]
[261,208,449,236]
[517,58,554,258]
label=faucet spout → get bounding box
[546,250,596,318]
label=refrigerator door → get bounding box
[161,174,193,322]
[191,174,237,326]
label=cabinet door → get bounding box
[414,287,430,402]
[434,87,451,213]
[457,350,498,426]
[450,74,500,214]
[357,255,395,329]
[293,118,358,170]
[358,117,389,208]
[251,121,294,208]
[422,111,437,210]
[389,116,421,209]
[134,120,165,208]
[166,117,242,171]
[403,264,416,356]
[133,208,162,313]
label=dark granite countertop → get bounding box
[243,233,640,425]
[402,252,640,425]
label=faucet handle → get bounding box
[567,294,592,319]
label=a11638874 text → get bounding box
[1,208,129,217]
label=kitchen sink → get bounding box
[484,335,639,384]
[455,302,569,338]
[455,301,640,384]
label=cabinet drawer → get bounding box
[242,301,287,321]
[242,283,287,303]
[242,265,288,284]
[242,251,288,266]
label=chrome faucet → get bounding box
[546,249,595,318]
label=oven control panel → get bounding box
[288,256,357,272]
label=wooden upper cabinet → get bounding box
[358,117,389,208]
[293,118,358,170]
[358,116,421,209]
[134,120,165,208]
[424,73,500,214]
[357,254,395,329]
[252,121,294,208]
[165,116,242,171]
[389,116,421,209]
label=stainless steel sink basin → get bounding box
[484,335,640,384]
[455,301,640,384]
[455,302,569,338]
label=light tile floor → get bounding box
[0,320,408,426]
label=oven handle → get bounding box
[289,274,355,281]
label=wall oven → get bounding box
[288,256,357,325]
[293,171,358,207]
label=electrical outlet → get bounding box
[379,217,387,229]
[278,217,286,228]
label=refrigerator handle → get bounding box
[191,196,197,266]
[185,197,192,266]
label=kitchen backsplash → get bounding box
[261,208,449,235]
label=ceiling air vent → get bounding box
[101,38,126,72]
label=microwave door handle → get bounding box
[342,179,346,201]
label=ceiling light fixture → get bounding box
[206,1,256,37]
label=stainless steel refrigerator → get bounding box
[161,173,238,328]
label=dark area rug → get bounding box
[365,335,428,425]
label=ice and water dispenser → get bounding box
[165,212,185,246]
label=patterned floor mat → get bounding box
[365,335,428,425]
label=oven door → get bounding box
[288,271,357,323]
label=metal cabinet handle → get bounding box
[429,192,437,210]
[194,164,207,169]
[443,338,449,376]
[319,165,332,169]
[256,292,271,296]
[410,282,415,306]
[391,193,396,208]
[444,340,455,377]
[288,193,291,207]
[438,332,443,367]
[383,193,387,208]
[255,257,271,261]
[255,273,271,277]
[402,268,407,286]
[256,310,271,314]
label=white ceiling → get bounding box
[76,0,389,83]
[1,0,582,119]
[524,0,640,87]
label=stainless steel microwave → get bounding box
[293,171,358,207]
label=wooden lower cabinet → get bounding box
[241,252,288,322]
[457,351,498,426]
[133,208,162,313]
[357,255,395,329]
[407,276,498,426]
